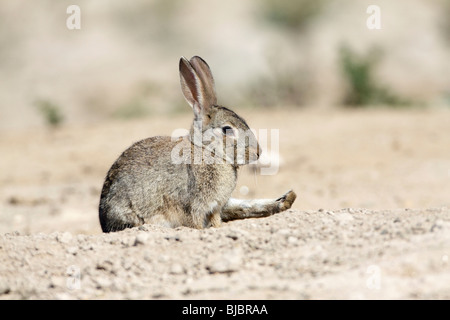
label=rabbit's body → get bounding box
[99,56,296,232]
[100,135,237,231]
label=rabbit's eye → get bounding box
[222,126,234,136]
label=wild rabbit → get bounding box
[99,56,296,232]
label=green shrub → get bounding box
[338,44,408,107]
[35,99,64,127]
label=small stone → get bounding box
[207,249,242,274]
[158,255,170,263]
[49,276,65,289]
[57,232,73,244]
[95,277,112,289]
[287,236,298,244]
[170,263,185,275]
[96,259,114,272]
[164,234,182,242]
[226,232,239,241]
[79,242,94,251]
[66,246,78,255]
[277,229,290,236]
[121,237,135,247]
[0,280,10,295]
[134,233,149,246]
[122,259,134,271]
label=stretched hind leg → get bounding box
[220,190,297,222]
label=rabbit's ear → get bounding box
[189,56,217,107]
[179,56,217,118]
[179,57,199,111]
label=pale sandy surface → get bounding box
[1,108,450,299]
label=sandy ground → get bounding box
[1,108,450,299]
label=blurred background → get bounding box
[1,0,450,234]
[1,0,450,129]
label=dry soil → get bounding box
[1,108,450,299]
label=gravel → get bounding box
[1,207,450,299]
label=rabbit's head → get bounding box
[179,56,260,166]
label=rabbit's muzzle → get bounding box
[237,133,260,165]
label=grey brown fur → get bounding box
[99,56,296,232]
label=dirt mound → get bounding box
[1,207,449,299]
